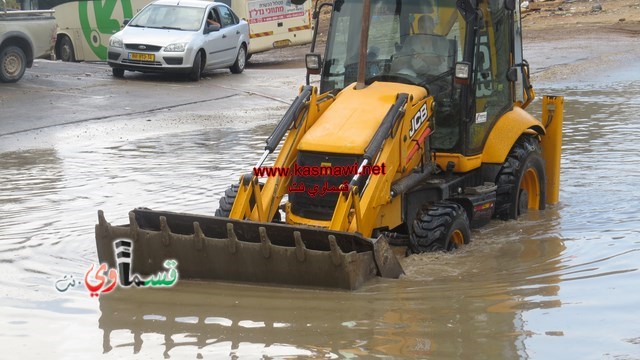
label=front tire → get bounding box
[494,135,546,220]
[215,183,281,222]
[229,45,246,74]
[112,68,125,78]
[0,46,27,83]
[189,51,203,81]
[410,201,471,253]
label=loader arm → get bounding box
[230,86,336,222]
[328,87,436,237]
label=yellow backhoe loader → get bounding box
[96,0,564,290]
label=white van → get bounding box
[53,0,312,62]
[223,0,312,56]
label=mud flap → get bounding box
[95,209,403,290]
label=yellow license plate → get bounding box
[273,40,291,48]
[128,52,155,61]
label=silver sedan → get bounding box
[107,0,250,81]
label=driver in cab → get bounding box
[391,15,449,78]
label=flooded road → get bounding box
[2,64,640,357]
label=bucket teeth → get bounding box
[160,216,171,246]
[226,223,238,254]
[328,235,342,266]
[97,210,111,237]
[193,222,204,250]
[128,211,139,241]
[259,227,271,258]
[294,231,305,262]
[98,210,107,227]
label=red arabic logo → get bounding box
[85,263,118,297]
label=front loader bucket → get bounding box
[95,209,403,290]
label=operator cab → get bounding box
[308,0,525,159]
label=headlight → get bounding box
[109,36,123,48]
[164,43,188,52]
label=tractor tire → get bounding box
[410,201,470,253]
[0,46,27,83]
[494,135,546,220]
[215,183,281,221]
[215,184,240,217]
[189,51,203,81]
[229,44,247,74]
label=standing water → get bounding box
[1,81,640,358]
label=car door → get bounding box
[202,7,227,68]
[216,5,242,65]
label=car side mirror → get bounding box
[205,23,221,33]
[306,53,322,75]
[123,19,130,26]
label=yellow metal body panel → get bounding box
[482,107,545,164]
[541,95,564,205]
[298,82,428,154]
[434,153,483,173]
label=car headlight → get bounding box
[164,43,188,52]
[109,36,123,48]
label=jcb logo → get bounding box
[408,103,428,138]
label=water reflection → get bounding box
[94,224,568,358]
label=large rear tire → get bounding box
[229,45,246,74]
[494,135,546,220]
[410,201,471,253]
[0,46,27,83]
[215,183,281,221]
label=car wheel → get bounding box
[230,45,246,74]
[112,68,125,78]
[58,36,76,62]
[0,46,27,83]
[189,51,203,81]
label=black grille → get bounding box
[289,151,359,221]
[124,43,162,52]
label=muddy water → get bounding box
[2,82,640,358]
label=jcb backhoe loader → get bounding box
[96,0,564,290]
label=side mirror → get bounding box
[123,19,130,26]
[290,0,307,5]
[306,53,322,75]
[205,23,221,33]
[454,61,471,85]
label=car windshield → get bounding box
[129,4,205,31]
